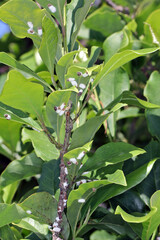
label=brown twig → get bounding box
[52,103,73,240]
[105,0,130,14]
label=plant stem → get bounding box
[51,75,58,89]
[105,0,129,14]
[52,103,73,240]
[39,119,62,149]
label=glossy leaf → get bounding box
[46,88,77,143]
[92,48,159,88]
[19,192,57,225]
[79,142,145,173]
[0,203,26,227]
[90,230,116,240]
[81,159,157,224]
[64,142,92,182]
[38,159,60,195]
[99,68,129,137]
[39,16,58,78]
[69,113,110,150]
[0,70,44,119]
[106,170,127,186]
[0,119,21,152]
[103,30,129,63]
[0,102,42,131]
[0,152,43,188]
[144,9,160,45]
[0,225,17,240]
[115,205,156,223]
[0,0,45,48]
[37,0,65,26]
[22,128,59,161]
[3,182,19,204]
[142,190,160,240]
[144,71,160,141]
[67,0,93,51]
[0,52,52,91]
[67,179,127,237]
[56,51,78,88]
[13,218,48,235]
[84,5,124,37]
[105,91,160,112]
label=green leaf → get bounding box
[39,16,58,78]
[83,159,157,220]
[144,71,160,140]
[0,225,17,240]
[38,159,60,195]
[0,52,52,91]
[0,102,42,131]
[19,192,57,225]
[0,0,45,48]
[0,152,43,188]
[46,89,76,143]
[92,48,159,88]
[67,179,126,237]
[22,128,59,161]
[67,0,93,51]
[106,170,127,186]
[99,68,129,137]
[84,208,136,239]
[90,230,116,240]
[56,51,78,88]
[103,30,129,63]
[142,190,160,240]
[36,0,65,26]
[79,142,145,174]
[0,203,26,227]
[144,9,160,45]
[0,119,21,152]
[2,182,19,204]
[0,70,44,119]
[64,142,92,182]
[84,5,124,37]
[105,91,160,112]
[13,218,48,235]
[115,205,157,223]
[117,107,141,120]
[69,114,110,150]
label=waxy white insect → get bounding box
[64,167,68,175]
[79,51,87,61]
[69,158,78,165]
[56,217,60,222]
[27,21,33,28]
[53,222,58,227]
[38,27,43,36]
[27,28,35,34]
[79,83,86,89]
[53,227,61,233]
[48,4,57,13]
[78,198,86,203]
[77,151,85,160]
[63,181,68,189]
[82,72,88,77]
[26,210,32,214]
[27,21,35,34]
[4,114,11,120]
[67,77,78,87]
[54,103,66,116]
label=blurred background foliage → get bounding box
[1,0,160,239]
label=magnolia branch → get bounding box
[105,0,129,14]
[52,103,73,240]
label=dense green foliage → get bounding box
[0,0,160,239]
